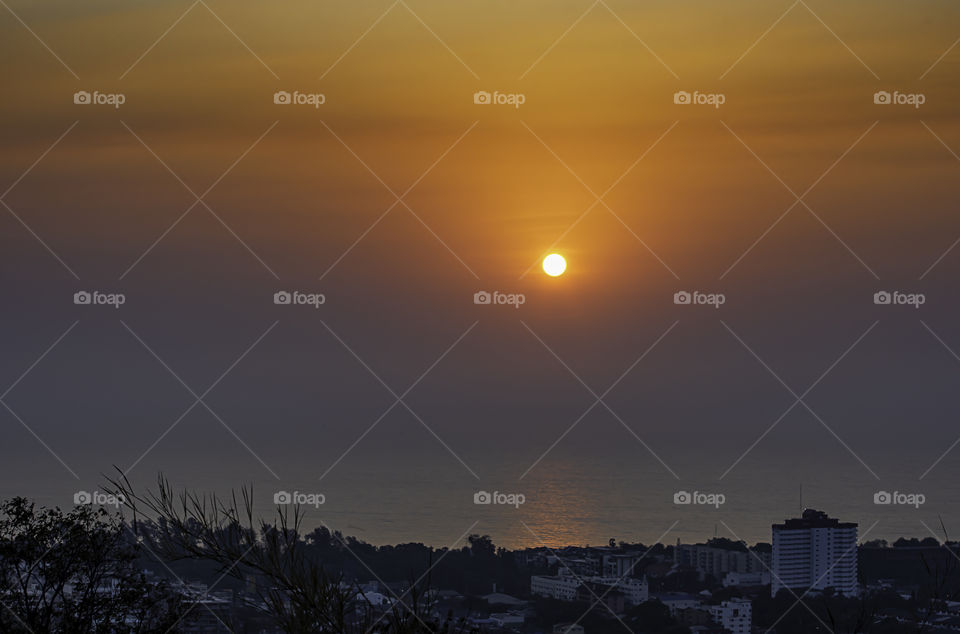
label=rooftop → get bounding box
[773,508,857,530]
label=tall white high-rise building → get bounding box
[771,509,858,597]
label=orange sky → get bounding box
[3,1,960,546]
[2,0,959,288]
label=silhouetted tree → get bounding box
[0,497,181,633]
[109,471,478,634]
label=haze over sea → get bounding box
[3,446,954,549]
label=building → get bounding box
[675,607,714,628]
[653,593,702,615]
[599,576,648,605]
[482,592,527,607]
[180,592,235,633]
[577,582,625,614]
[553,624,585,634]
[547,555,601,577]
[531,575,648,606]
[772,509,859,597]
[531,575,582,601]
[674,541,771,578]
[603,553,643,577]
[489,612,524,627]
[722,571,771,587]
[709,598,751,634]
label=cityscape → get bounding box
[6,498,956,633]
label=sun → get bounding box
[542,253,566,277]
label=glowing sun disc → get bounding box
[542,253,566,277]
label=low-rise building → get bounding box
[675,607,713,627]
[603,553,644,577]
[577,582,625,614]
[722,571,771,587]
[653,593,702,615]
[530,575,648,606]
[482,592,527,607]
[709,598,751,634]
[531,575,582,601]
[547,555,601,577]
[599,576,648,605]
[490,612,524,627]
[674,541,771,578]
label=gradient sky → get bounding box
[2,0,960,547]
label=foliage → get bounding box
[109,471,480,633]
[0,497,181,633]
